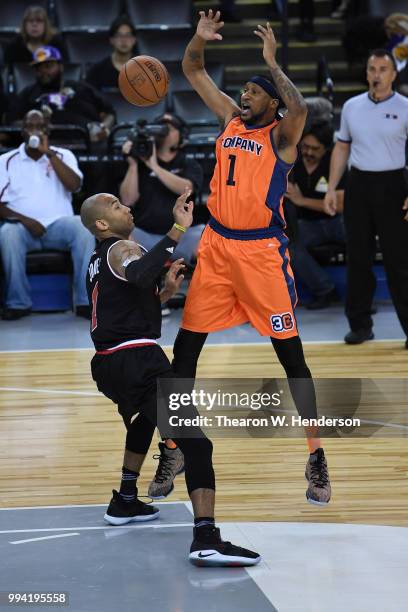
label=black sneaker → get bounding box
[189,525,261,567]
[344,329,374,344]
[104,489,160,525]
[2,308,31,321]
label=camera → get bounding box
[127,119,169,159]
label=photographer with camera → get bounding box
[119,113,203,266]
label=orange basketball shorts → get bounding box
[182,225,299,338]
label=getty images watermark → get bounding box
[154,377,407,439]
[166,388,361,430]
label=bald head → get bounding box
[80,193,134,239]
[80,193,115,235]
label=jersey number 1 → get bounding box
[91,281,99,332]
[226,154,236,186]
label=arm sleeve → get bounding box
[124,235,177,287]
[337,102,352,143]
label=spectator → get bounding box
[119,113,203,265]
[324,49,408,346]
[86,16,138,91]
[286,122,346,309]
[4,5,67,65]
[0,109,95,320]
[10,47,115,143]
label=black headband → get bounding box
[248,76,284,109]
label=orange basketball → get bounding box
[118,55,169,107]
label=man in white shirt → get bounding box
[324,49,408,347]
[0,109,95,320]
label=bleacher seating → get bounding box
[64,31,110,65]
[172,91,219,126]
[167,61,224,94]
[126,0,192,29]
[103,89,166,124]
[0,0,47,33]
[136,29,192,63]
[55,0,122,32]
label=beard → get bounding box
[241,109,276,126]
[39,73,62,92]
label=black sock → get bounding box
[119,466,139,503]
[194,516,215,529]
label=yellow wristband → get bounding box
[174,223,187,233]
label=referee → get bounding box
[325,49,408,346]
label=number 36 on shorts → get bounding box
[270,312,294,332]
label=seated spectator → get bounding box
[285,122,346,310]
[9,47,115,143]
[4,5,67,65]
[119,113,203,265]
[86,16,138,91]
[0,109,95,320]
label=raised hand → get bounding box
[173,188,194,229]
[164,258,186,296]
[196,9,224,42]
[254,22,277,66]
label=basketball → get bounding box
[118,55,169,107]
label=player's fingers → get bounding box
[208,9,213,18]
[214,10,221,21]
[257,24,267,33]
[253,30,264,39]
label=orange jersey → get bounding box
[207,116,294,230]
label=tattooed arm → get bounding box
[182,10,240,125]
[255,23,307,163]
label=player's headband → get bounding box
[248,76,284,109]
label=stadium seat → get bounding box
[26,251,73,275]
[0,0,47,33]
[103,89,167,124]
[11,63,82,94]
[64,32,110,65]
[55,0,122,32]
[136,29,192,63]
[11,63,36,94]
[167,61,224,93]
[126,0,192,28]
[172,90,218,125]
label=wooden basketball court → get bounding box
[1,342,406,527]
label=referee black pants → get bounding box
[344,167,408,336]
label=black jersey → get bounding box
[86,236,163,351]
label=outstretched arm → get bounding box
[182,10,240,125]
[254,23,307,163]
[108,190,194,285]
